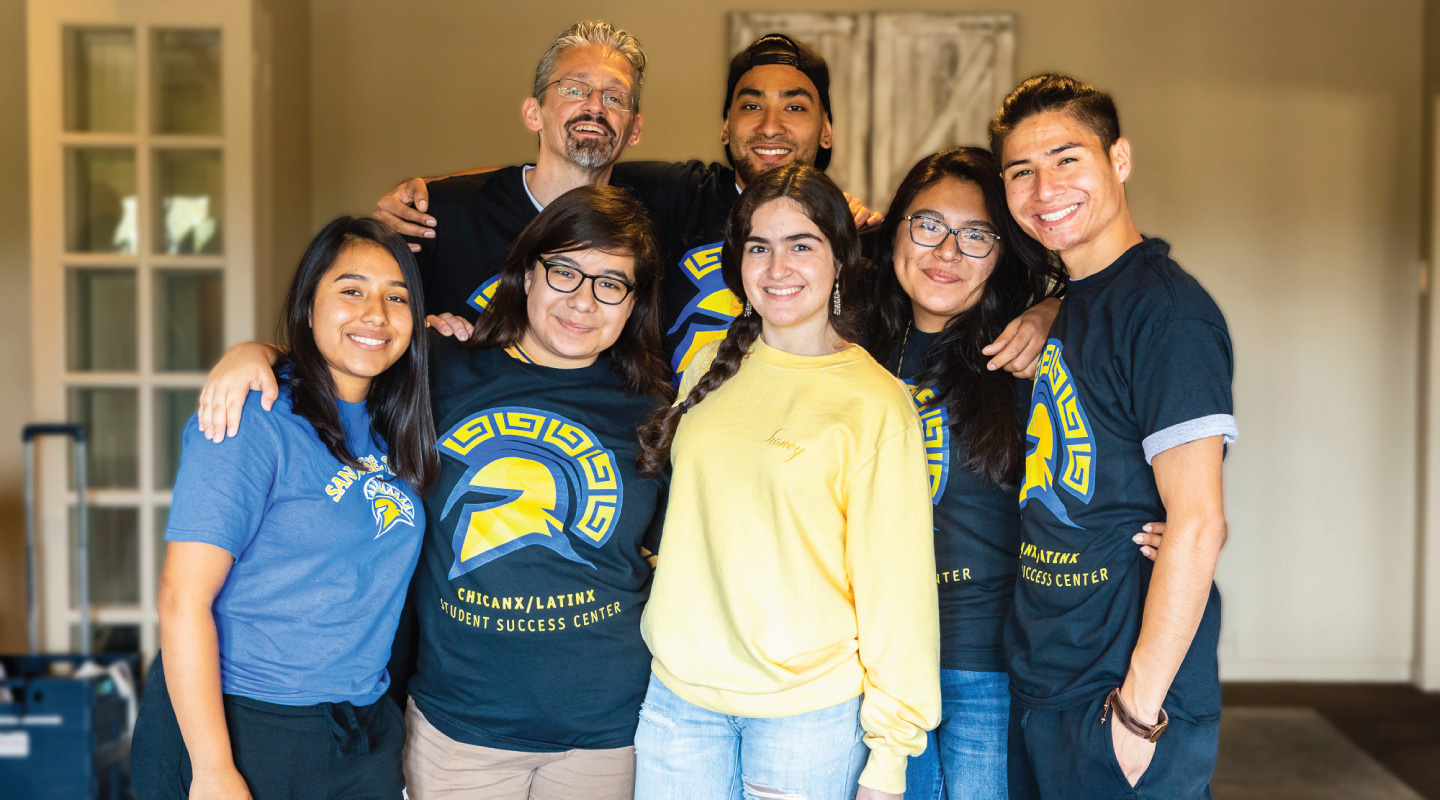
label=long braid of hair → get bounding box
[636,313,762,476]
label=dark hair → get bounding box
[988,73,1121,167]
[466,184,672,401]
[638,164,861,476]
[277,216,438,491]
[866,147,1065,488]
[723,33,832,172]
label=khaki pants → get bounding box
[402,697,635,800]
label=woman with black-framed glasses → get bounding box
[192,185,674,799]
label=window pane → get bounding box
[154,150,223,255]
[66,268,137,372]
[153,29,222,135]
[66,148,138,254]
[68,388,138,489]
[155,270,223,371]
[69,506,139,607]
[70,623,141,656]
[65,28,136,133]
[155,389,199,489]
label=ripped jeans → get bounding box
[632,672,868,800]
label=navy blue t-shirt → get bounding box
[421,161,741,380]
[406,337,668,751]
[409,167,539,320]
[612,160,740,377]
[889,328,1025,673]
[1006,238,1237,720]
[166,388,425,706]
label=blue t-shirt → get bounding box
[1007,238,1237,719]
[166,387,425,706]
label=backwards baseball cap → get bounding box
[723,33,832,172]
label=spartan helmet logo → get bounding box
[903,379,951,505]
[437,407,624,579]
[667,242,743,377]
[1019,340,1097,529]
[363,475,417,539]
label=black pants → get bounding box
[1008,690,1219,800]
[131,655,406,800]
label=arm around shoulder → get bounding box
[197,342,283,442]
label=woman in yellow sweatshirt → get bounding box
[634,163,941,800]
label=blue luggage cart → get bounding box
[0,425,137,799]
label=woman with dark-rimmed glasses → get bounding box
[190,185,674,800]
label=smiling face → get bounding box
[893,178,1000,332]
[1000,109,1131,266]
[722,64,833,188]
[519,248,637,368]
[310,241,414,403]
[741,198,838,352]
[525,44,643,170]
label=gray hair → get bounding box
[531,21,646,106]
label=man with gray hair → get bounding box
[390,20,647,320]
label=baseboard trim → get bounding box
[1220,658,1413,683]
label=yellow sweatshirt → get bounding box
[641,339,941,794]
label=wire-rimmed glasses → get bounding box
[903,215,1001,259]
[543,78,636,113]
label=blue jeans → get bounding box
[633,673,868,800]
[905,669,1010,800]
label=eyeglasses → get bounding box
[543,78,636,113]
[541,260,637,305]
[903,215,1001,259]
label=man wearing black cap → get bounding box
[607,33,845,375]
[378,31,1054,380]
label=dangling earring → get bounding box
[743,299,753,318]
[831,283,842,315]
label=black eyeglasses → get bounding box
[541,260,637,305]
[542,78,636,113]
[903,215,1001,259]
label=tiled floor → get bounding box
[1222,683,1440,800]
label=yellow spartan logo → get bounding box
[459,457,563,561]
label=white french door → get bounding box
[27,0,255,660]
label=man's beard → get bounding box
[732,137,811,186]
[565,115,619,169]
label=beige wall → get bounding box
[309,0,1425,680]
[255,0,313,335]
[0,0,31,653]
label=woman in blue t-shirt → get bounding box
[191,185,674,799]
[131,216,437,800]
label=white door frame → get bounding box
[26,0,255,657]
[1419,97,1440,691]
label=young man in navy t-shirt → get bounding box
[991,74,1237,798]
